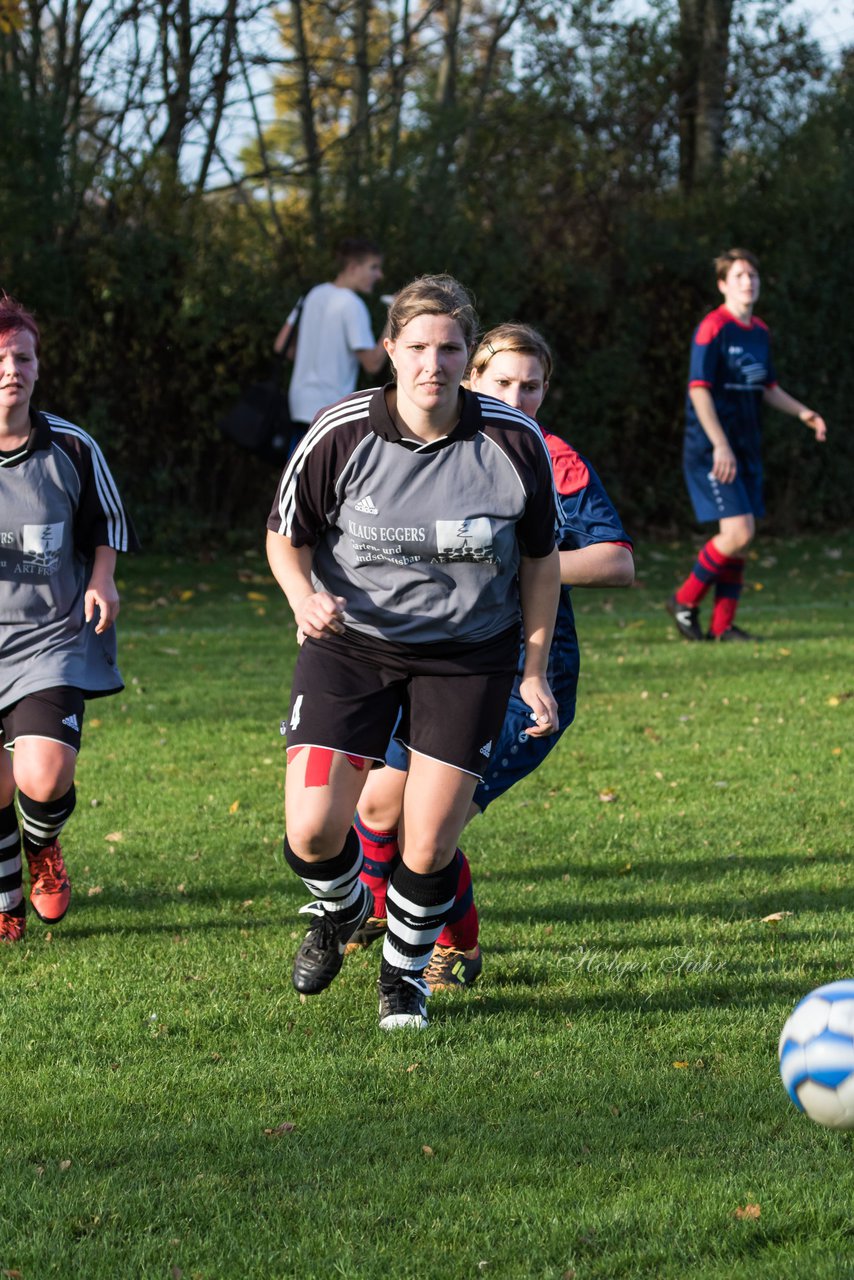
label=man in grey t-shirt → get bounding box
[274,239,389,434]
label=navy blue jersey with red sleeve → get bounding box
[517,430,633,693]
[685,305,777,454]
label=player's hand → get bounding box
[801,410,827,443]
[295,591,347,639]
[711,443,737,484]
[519,675,559,738]
[84,574,120,634]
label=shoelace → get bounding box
[0,914,25,939]
[383,975,429,1011]
[30,851,66,892]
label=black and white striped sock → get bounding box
[283,828,367,923]
[0,802,23,916]
[381,859,458,982]
[18,785,76,856]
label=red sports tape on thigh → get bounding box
[286,746,368,787]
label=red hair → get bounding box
[0,295,40,355]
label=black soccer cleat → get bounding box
[377,974,430,1030]
[707,624,763,643]
[292,882,373,995]
[666,594,704,642]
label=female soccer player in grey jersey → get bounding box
[0,297,138,942]
[266,274,560,1029]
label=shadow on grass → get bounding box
[479,848,853,885]
[485,883,854,928]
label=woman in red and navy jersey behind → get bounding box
[0,297,138,943]
[667,248,826,642]
[351,324,634,990]
[266,277,560,1029]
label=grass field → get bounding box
[1,531,851,1279]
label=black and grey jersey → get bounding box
[267,385,557,645]
[0,409,139,710]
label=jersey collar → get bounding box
[0,409,49,465]
[369,384,482,448]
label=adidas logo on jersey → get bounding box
[479,740,492,758]
[354,495,379,515]
[61,714,79,731]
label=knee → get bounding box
[14,762,75,803]
[716,525,754,558]
[285,817,349,862]
[400,838,456,876]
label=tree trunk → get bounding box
[678,0,733,192]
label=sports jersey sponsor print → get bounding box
[268,386,557,646]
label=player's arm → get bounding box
[356,341,388,375]
[265,531,346,639]
[85,545,119,634]
[560,542,634,588]
[517,547,560,738]
[688,386,737,483]
[273,320,295,357]
[763,385,827,441]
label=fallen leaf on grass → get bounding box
[761,911,793,923]
[229,800,240,814]
[59,1159,72,1171]
[104,831,123,843]
[406,1063,420,1073]
[598,789,618,803]
[179,590,194,602]
[246,591,268,602]
[89,718,102,729]
[263,1122,296,1137]
[734,1203,761,1220]
[3,1270,23,1278]
[422,1145,435,1157]
[87,885,103,897]
[673,1061,689,1069]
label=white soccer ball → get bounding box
[779,980,854,1129]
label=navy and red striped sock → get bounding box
[709,556,746,636]
[675,539,730,608]
[353,814,399,919]
[436,848,479,950]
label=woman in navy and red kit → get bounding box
[352,323,634,990]
[667,248,826,642]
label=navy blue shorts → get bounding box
[683,444,765,523]
[385,683,576,812]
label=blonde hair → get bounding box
[468,322,553,383]
[387,274,479,346]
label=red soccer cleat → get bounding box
[27,841,71,923]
